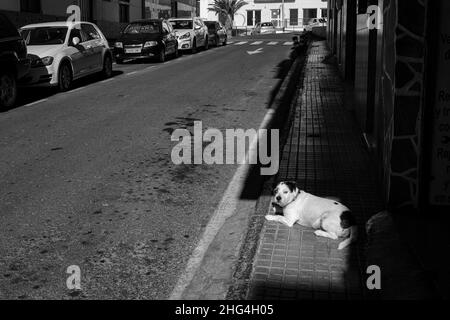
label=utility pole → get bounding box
[281,0,285,31]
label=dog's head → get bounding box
[272,181,299,208]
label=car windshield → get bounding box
[204,22,216,30]
[21,27,68,45]
[169,20,192,29]
[123,22,160,34]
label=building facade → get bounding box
[0,0,197,39]
[327,0,450,215]
[200,0,327,29]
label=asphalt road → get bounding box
[0,34,295,299]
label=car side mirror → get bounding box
[72,37,80,46]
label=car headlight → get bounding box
[179,32,190,40]
[115,42,123,48]
[31,56,54,67]
[143,41,158,48]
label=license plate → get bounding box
[125,48,141,53]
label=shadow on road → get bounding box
[1,70,124,113]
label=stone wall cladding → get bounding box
[386,0,428,209]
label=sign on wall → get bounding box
[429,0,450,205]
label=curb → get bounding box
[226,43,310,300]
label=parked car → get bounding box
[0,13,30,109]
[114,19,178,64]
[168,17,208,53]
[304,18,327,32]
[203,20,227,47]
[19,21,112,91]
[251,22,276,35]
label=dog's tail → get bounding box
[338,211,358,250]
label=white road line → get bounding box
[234,41,247,45]
[267,41,278,45]
[283,41,293,45]
[100,78,114,83]
[126,71,138,76]
[250,41,263,45]
[227,41,234,44]
[68,87,84,93]
[169,107,277,300]
[24,98,48,107]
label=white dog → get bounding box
[265,181,357,250]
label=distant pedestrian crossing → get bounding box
[227,40,294,46]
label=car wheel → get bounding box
[204,36,209,50]
[58,62,72,92]
[158,48,166,63]
[116,58,124,64]
[215,35,220,46]
[223,36,227,46]
[191,38,197,54]
[0,71,17,109]
[173,45,179,59]
[102,55,113,78]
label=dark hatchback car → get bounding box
[113,19,178,63]
[0,13,30,109]
[204,20,227,47]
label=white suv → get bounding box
[168,17,209,53]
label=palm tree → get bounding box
[208,0,248,32]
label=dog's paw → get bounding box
[265,215,276,221]
[314,230,323,237]
[337,242,347,250]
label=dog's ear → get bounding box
[284,181,298,192]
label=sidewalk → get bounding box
[244,40,384,300]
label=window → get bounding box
[302,8,317,25]
[119,1,130,23]
[247,10,261,26]
[247,11,253,26]
[81,24,100,40]
[69,26,87,44]
[20,0,41,13]
[290,9,298,26]
[255,10,261,25]
[321,8,327,18]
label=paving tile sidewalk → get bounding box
[246,40,384,300]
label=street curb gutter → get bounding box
[225,45,310,300]
[168,44,309,300]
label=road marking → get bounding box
[267,41,278,45]
[69,87,84,93]
[283,41,293,45]
[247,47,263,55]
[250,41,263,45]
[126,71,138,76]
[23,98,48,107]
[227,41,234,44]
[100,78,114,83]
[169,106,276,300]
[234,41,247,45]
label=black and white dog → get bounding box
[266,181,357,250]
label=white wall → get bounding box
[234,0,327,27]
[199,0,219,21]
